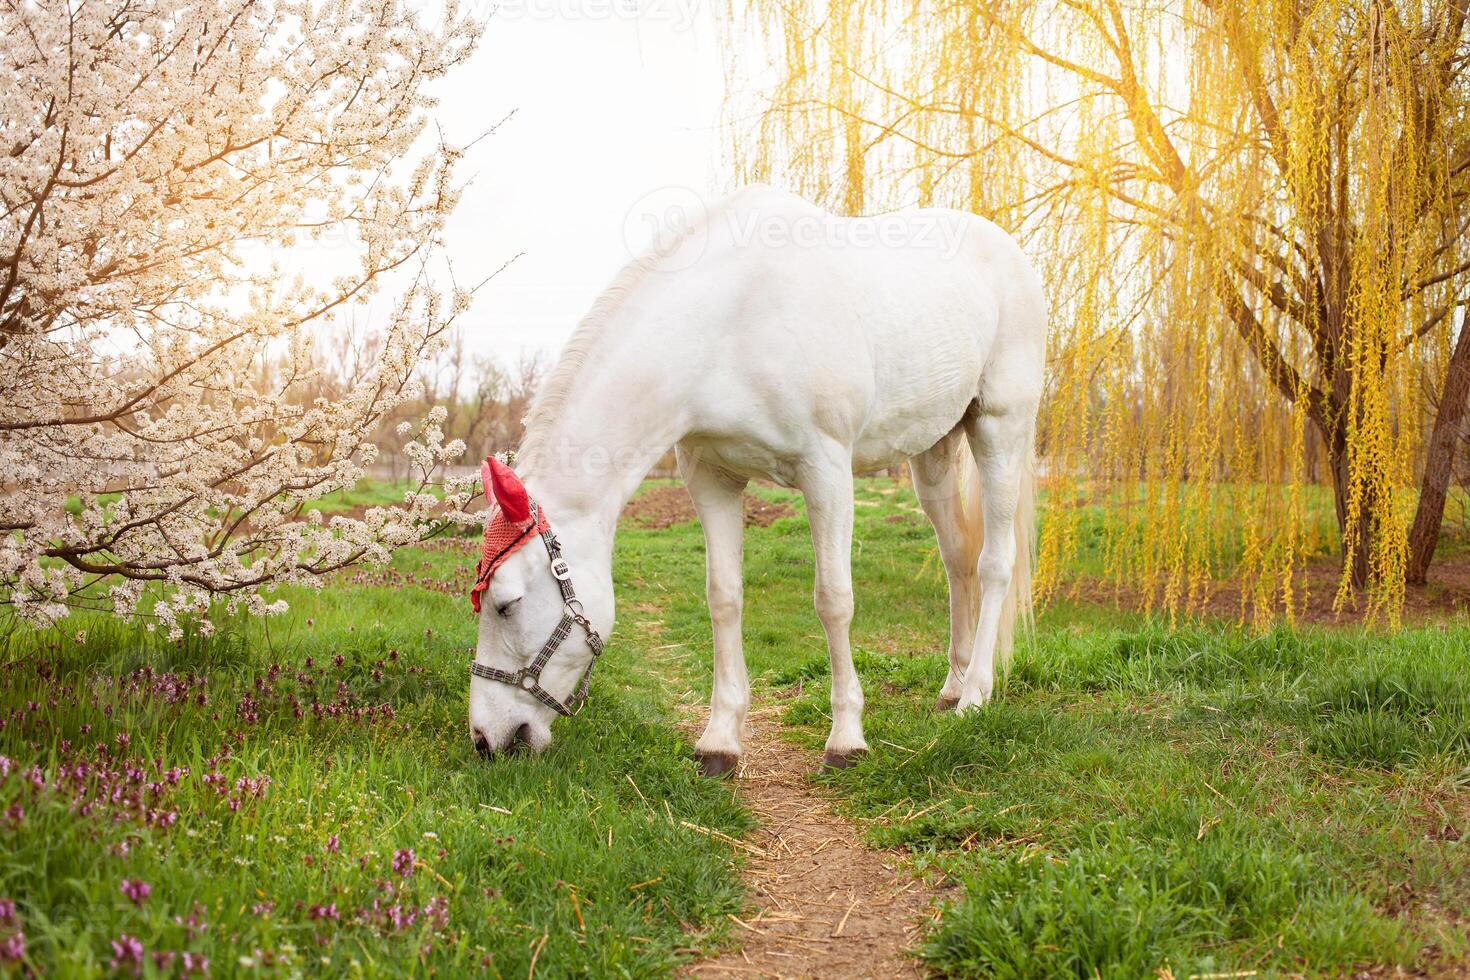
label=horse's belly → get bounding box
[684,364,975,482]
[852,417,960,470]
[851,388,975,471]
[685,322,985,480]
[680,437,805,487]
[850,327,990,468]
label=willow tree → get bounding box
[723,0,1470,619]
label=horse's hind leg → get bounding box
[678,446,750,778]
[958,407,1034,711]
[910,430,982,712]
[798,444,867,770]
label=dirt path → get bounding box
[683,704,943,980]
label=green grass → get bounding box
[626,479,1470,977]
[63,478,435,521]
[305,478,438,515]
[5,476,1469,976]
[786,627,1470,976]
[0,542,748,977]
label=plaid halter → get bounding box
[469,495,605,717]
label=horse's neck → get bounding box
[518,333,689,555]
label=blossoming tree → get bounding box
[1,0,486,633]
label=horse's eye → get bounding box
[495,597,521,618]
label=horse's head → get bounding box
[467,459,613,759]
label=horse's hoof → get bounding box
[821,748,867,771]
[935,695,959,713]
[695,751,740,779]
[955,697,988,716]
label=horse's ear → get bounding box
[485,456,531,522]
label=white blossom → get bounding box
[1,0,487,627]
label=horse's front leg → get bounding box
[800,453,867,769]
[679,448,750,778]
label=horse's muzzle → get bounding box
[470,723,540,760]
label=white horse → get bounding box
[468,185,1045,773]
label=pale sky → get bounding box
[426,2,734,364]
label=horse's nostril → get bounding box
[511,723,533,750]
[472,730,492,760]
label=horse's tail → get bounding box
[957,443,1036,674]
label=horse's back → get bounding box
[693,186,1042,371]
[665,187,1045,472]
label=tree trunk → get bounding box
[1326,432,1373,590]
[1406,317,1470,584]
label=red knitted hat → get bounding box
[470,458,549,613]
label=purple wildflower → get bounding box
[120,879,151,905]
[392,848,416,878]
[423,895,450,928]
[175,902,208,940]
[0,930,23,961]
[110,933,143,971]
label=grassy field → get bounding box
[0,529,748,976]
[3,477,1469,976]
[637,480,1470,976]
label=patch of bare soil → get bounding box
[625,485,795,531]
[683,705,944,980]
[1069,555,1470,627]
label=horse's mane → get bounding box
[519,214,709,456]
